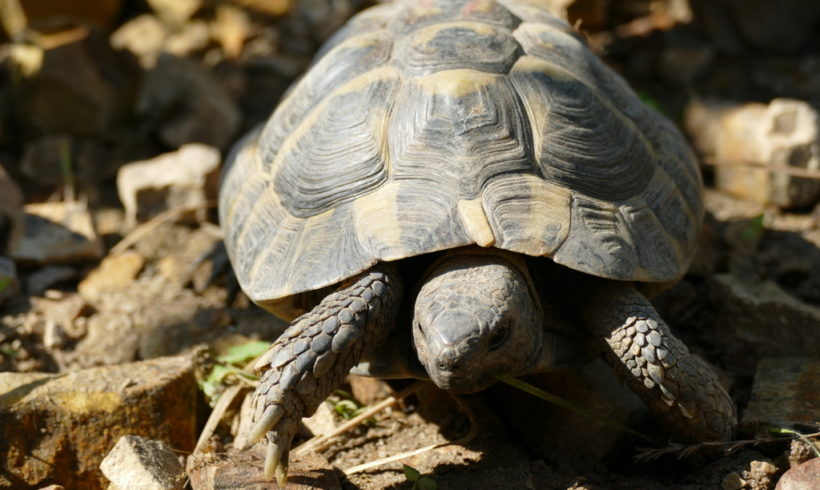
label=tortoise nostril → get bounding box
[437,347,459,372]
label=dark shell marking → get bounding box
[219,0,702,307]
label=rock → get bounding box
[743,460,779,490]
[776,458,820,490]
[117,144,220,226]
[722,471,747,490]
[7,27,138,138]
[224,0,295,17]
[137,54,240,150]
[348,375,393,407]
[741,358,820,435]
[0,165,22,252]
[111,15,210,69]
[708,275,820,371]
[9,201,104,264]
[0,256,20,304]
[10,202,102,264]
[78,251,145,302]
[685,98,820,208]
[0,0,122,36]
[100,435,186,490]
[658,44,714,85]
[787,439,817,469]
[301,399,338,438]
[187,448,340,490]
[146,0,203,27]
[0,354,198,488]
[25,265,77,296]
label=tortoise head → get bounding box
[413,252,544,393]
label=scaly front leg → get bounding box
[582,279,735,441]
[245,263,403,484]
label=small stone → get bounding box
[78,251,145,302]
[685,98,820,208]
[0,355,198,488]
[136,54,240,150]
[301,401,338,438]
[42,320,68,350]
[0,256,20,304]
[788,439,815,468]
[26,266,76,296]
[2,0,123,35]
[10,201,104,264]
[741,358,820,435]
[110,14,168,67]
[721,471,746,490]
[100,435,185,490]
[117,144,220,226]
[776,458,820,490]
[744,460,779,489]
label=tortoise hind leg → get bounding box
[246,263,403,484]
[582,280,736,441]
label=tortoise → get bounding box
[219,0,736,482]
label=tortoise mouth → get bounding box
[424,364,497,394]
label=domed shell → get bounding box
[219,0,703,309]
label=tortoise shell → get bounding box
[219,0,703,310]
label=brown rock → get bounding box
[66,311,139,368]
[685,98,820,208]
[741,358,820,435]
[7,27,138,138]
[137,54,240,150]
[0,354,198,489]
[146,0,203,27]
[776,458,820,490]
[116,144,221,226]
[348,375,393,407]
[100,435,186,490]
[78,251,145,302]
[10,201,104,264]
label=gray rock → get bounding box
[20,135,122,187]
[137,54,240,150]
[9,201,104,264]
[0,355,198,488]
[101,435,186,490]
[708,274,820,371]
[26,265,77,296]
[685,98,820,208]
[117,144,221,226]
[0,165,22,252]
[741,358,820,435]
[0,256,19,304]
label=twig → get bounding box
[294,381,424,456]
[195,384,247,454]
[110,200,216,255]
[343,443,443,475]
[701,156,820,180]
[635,431,820,462]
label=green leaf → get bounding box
[334,399,360,419]
[217,340,271,365]
[403,465,420,482]
[417,476,438,490]
[0,276,10,293]
[199,364,232,400]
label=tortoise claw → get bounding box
[247,405,284,445]
[264,440,287,484]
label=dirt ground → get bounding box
[1,1,819,489]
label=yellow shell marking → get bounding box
[417,69,500,97]
[458,198,495,247]
[352,182,406,259]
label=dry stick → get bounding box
[110,200,217,255]
[293,381,425,456]
[195,384,247,454]
[701,156,820,180]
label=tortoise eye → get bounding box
[488,321,510,351]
